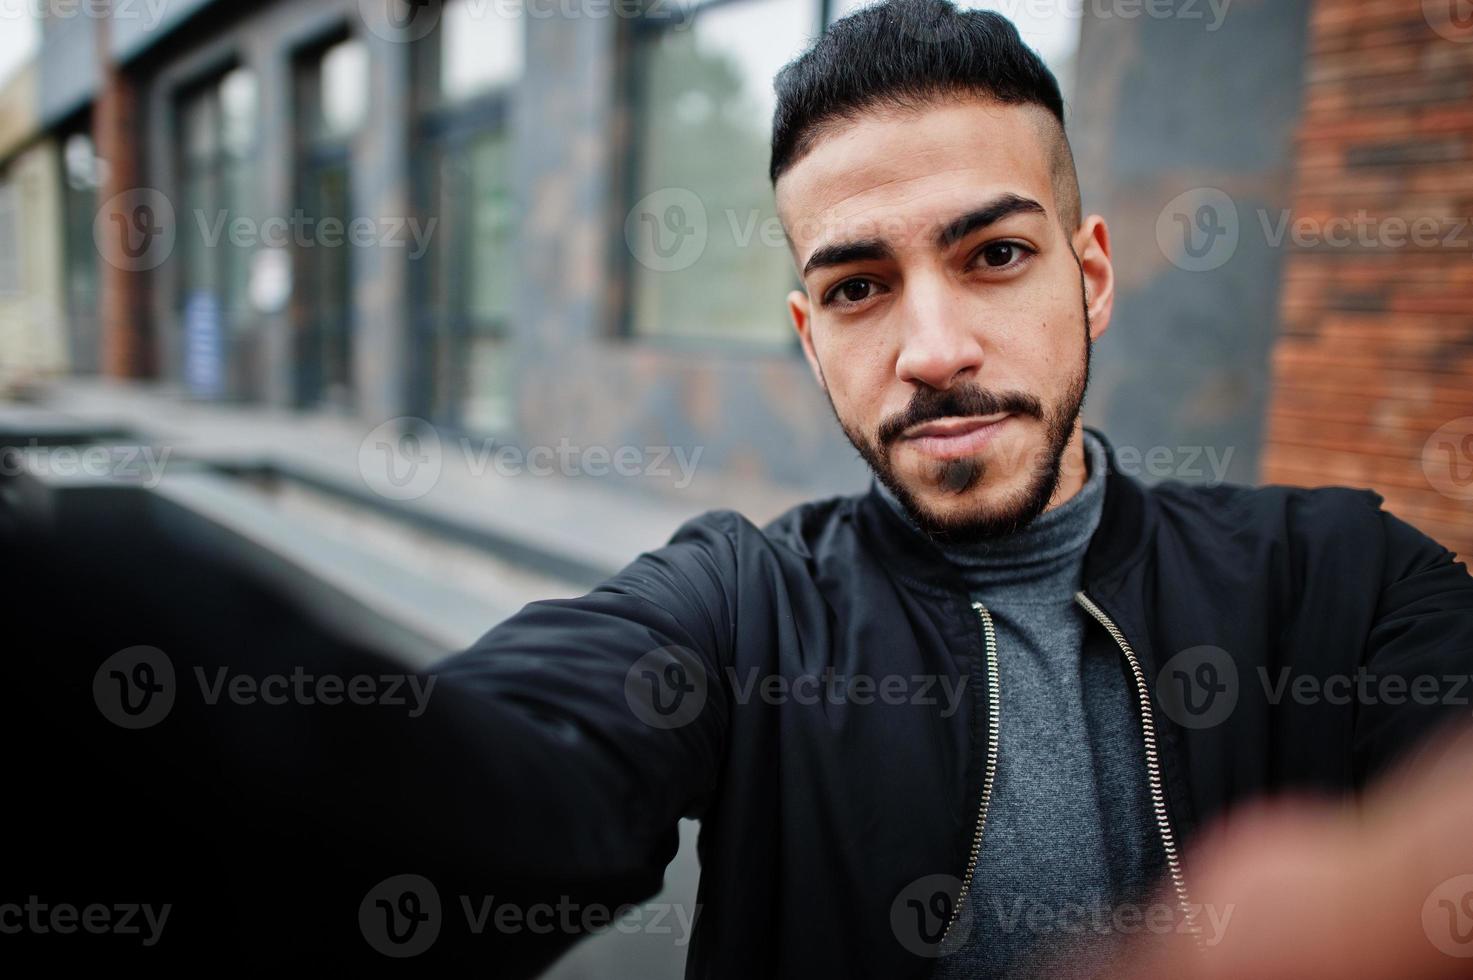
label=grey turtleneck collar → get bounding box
[874,429,1107,600]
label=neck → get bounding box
[1042,423,1090,515]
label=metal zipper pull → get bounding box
[941,600,1001,946]
[1074,590,1203,946]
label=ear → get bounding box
[1072,215,1114,343]
[788,288,827,392]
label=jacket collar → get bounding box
[853,426,1153,597]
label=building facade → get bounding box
[0,0,1467,555]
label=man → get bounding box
[438,1,1473,976]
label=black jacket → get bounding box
[437,428,1473,977]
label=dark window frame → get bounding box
[612,0,827,356]
[406,10,522,435]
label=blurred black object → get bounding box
[0,464,659,969]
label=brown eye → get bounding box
[837,279,873,303]
[980,242,1019,267]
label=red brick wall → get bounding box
[1262,0,1473,561]
[94,13,151,380]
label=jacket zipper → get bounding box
[941,600,1001,944]
[1073,590,1202,943]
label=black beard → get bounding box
[822,290,1093,546]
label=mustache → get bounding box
[876,384,1043,446]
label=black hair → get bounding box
[770,0,1079,228]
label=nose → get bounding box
[893,270,986,390]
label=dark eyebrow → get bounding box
[801,239,895,279]
[934,193,1048,249]
[800,193,1049,280]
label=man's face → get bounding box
[777,97,1113,542]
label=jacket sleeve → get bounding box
[1354,504,1473,783]
[429,508,737,883]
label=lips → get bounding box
[902,413,1013,461]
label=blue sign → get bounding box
[183,290,224,400]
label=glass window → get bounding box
[293,37,363,409]
[408,0,524,434]
[441,0,524,102]
[625,0,821,345]
[0,183,20,295]
[320,38,369,138]
[174,67,260,399]
[61,129,102,373]
[220,67,259,158]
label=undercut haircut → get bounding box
[769,0,1082,232]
